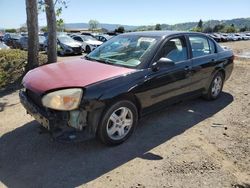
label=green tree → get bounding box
[88,20,99,31]
[213,24,225,32]
[240,26,248,32]
[197,19,203,29]
[155,24,161,30]
[203,26,213,33]
[115,26,125,33]
[224,25,236,33]
[5,29,17,33]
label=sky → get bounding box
[0,0,250,28]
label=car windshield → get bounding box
[87,35,159,68]
[10,34,21,39]
[58,36,75,43]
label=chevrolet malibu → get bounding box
[20,31,234,145]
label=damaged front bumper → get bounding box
[19,90,91,142]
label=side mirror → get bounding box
[152,57,175,71]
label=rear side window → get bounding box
[208,39,216,53]
[189,36,210,58]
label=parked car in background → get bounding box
[0,42,10,50]
[241,33,250,40]
[71,34,103,53]
[20,31,234,145]
[44,35,83,56]
[233,33,242,40]
[3,33,21,48]
[95,34,113,42]
[38,35,46,51]
[18,35,46,51]
[207,34,221,42]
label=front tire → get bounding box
[85,45,91,53]
[97,100,138,146]
[203,72,224,100]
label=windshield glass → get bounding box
[87,35,159,68]
[58,36,75,43]
[10,34,21,39]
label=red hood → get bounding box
[23,59,135,93]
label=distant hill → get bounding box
[64,23,138,31]
[136,18,250,31]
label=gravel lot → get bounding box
[0,41,249,188]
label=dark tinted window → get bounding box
[189,36,210,58]
[74,36,83,42]
[162,37,188,63]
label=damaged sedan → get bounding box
[20,31,234,145]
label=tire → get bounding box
[59,50,65,56]
[97,100,138,146]
[85,45,91,53]
[203,72,224,100]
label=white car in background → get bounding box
[71,34,103,53]
[0,42,10,50]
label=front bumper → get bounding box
[19,90,92,142]
[19,90,66,131]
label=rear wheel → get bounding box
[97,100,138,145]
[203,72,224,100]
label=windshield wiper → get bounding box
[85,56,113,65]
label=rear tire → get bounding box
[203,72,224,100]
[97,100,138,146]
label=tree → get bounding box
[115,26,125,33]
[203,26,213,33]
[240,26,248,32]
[41,26,48,32]
[5,29,17,33]
[224,25,236,33]
[25,0,39,71]
[213,24,225,32]
[19,23,28,32]
[155,24,161,30]
[44,0,57,64]
[38,0,68,63]
[197,19,203,29]
[88,20,99,31]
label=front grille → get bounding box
[72,47,82,53]
[26,89,43,108]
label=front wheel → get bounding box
[85,45,91,53]
[97,100,138,145]
[203,72,224,100]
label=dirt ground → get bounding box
[0,41,250,188]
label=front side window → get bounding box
[189,36,210,58]
[162,37,188,63]
[87,35,159,68]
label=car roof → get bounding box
[121,31,205,38]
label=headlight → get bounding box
[42,89,83,111]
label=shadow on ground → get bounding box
[0,93,233,188]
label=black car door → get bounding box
[188,35,217,91]
[136,35,193,108]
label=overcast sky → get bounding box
[0,0,250,28]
